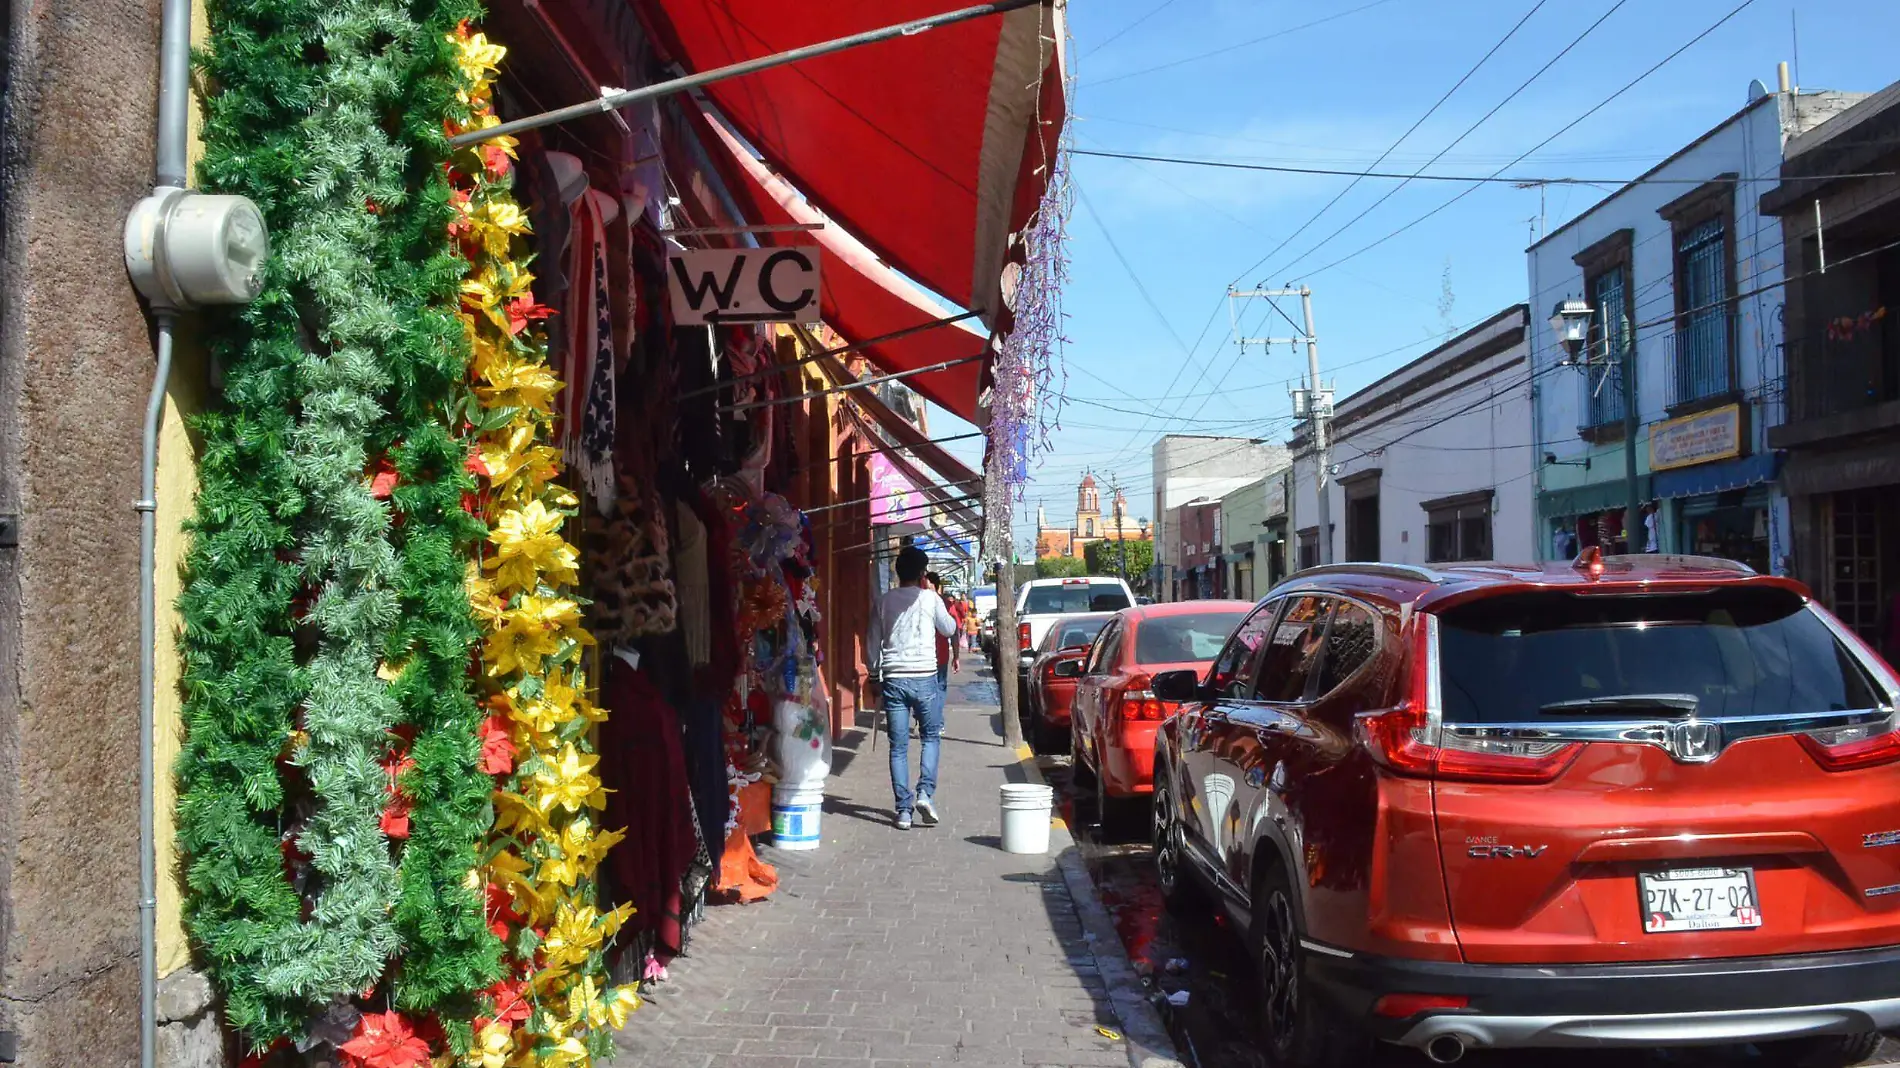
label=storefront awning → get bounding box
[1652,453,1780,500]
[637,0,1067,320]
[1539,477,1653,519]
[688,104,992,421]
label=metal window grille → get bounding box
[1671,219,1731,404]
[1587,266,1631,427]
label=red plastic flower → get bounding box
[380,795,413,839]
[368,458,400,500]
[483,144,514,178]
[340,1011,431,1068]
[505,295,554,337]
[478,713,516,775]
[484,881,521,940]
[483,977,534,1026]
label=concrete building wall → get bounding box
[0,0,172,1065]
[1151,435,1286,600]
[1524,90,1861,567]
[1290,308,1534,566]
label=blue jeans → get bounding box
[882,674,943,816]
[936,663,949,694]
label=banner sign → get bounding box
[667,246,822,324]
[869,454,918,526]
[1650,403,1743,472]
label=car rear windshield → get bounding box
[1049,618,1108,651]
[1135,611,1249,665]
[1022,582,1131,615]
[1437,588,1883,724]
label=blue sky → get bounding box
[968,0,1900,546]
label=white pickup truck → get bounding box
[1011,576,1136,685]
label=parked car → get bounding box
[1149,553,1900,1068]
[1025,612,1115,754]
[1014,576,1137,690]
[1067,600,1252,832]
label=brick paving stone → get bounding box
[609,665,1131,1068]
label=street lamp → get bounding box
[1549,299,1592,363]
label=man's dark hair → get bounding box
[895,546,930,583]
[924,571,942,589]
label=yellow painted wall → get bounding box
[155,0,212,979]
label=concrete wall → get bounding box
[1150,435,1287,599]
[0,0,166,1065]
[1525,93,1840,560]
[1290,309,1534,566]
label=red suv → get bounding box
[1150,554,1900,1067]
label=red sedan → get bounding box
[1025,612,1114,754]
[1067,600,1252,832]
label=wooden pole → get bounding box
[987,458,1024,751]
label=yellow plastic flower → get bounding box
[531,744,608,815]
[468,1020,513,1068]
[454,32,507,85]
[488,499,579,590]
[479,356,561,416]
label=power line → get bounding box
[1072,148,1897,189]
[1213,0,1548,306]
[1084,0,1405,87]
[1258,0,1629,284]
[1293,0,1762,284]
[1081,0,1177,57]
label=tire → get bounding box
[1032,715,1069,755]
[1151,771,1202,914]
[1251,865,1371,1068]
[1757,1033,1883,1068]
[1095,769,1147,843]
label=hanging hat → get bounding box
[544,151,589,206]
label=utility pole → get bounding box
[1111,477,1127,587]
[1230,286,1332,564]
[1621,326,1642,554]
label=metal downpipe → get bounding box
[143,0,195,1061]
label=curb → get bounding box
[1013,746,1188,1068]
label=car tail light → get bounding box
[1799,714,1900,772]
[1018,622,1032,651]
[1372,994,1469,1019]
[1355,615,1581,784]
[1113,677,1173,722]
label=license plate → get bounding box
[1640,867,1762,933]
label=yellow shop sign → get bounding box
[1650,403,1743,472]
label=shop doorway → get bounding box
[1826,488,1898,649]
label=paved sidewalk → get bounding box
[609,665,1136,1068]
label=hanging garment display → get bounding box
[598,655,701,961]
[586,472,678,641]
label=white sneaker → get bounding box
[915,794,940,826]
[895,812,913,830]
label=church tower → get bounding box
[1076,474,1102,539]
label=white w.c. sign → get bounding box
[666,247,822,325]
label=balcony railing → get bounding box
[1784,329,1900,425]
[1582,357,1627,430]
[1666,310,1736,409]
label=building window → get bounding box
[1662,176,1736,409]
[1423,491,1494,563]
[1341,470,1381,562]
[1297,527,1319,570]
[1085,519,1094,537]
[1587,264,1632,427]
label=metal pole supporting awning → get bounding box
[448,0,1044,148]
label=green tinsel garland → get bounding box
[178,0,497,1047]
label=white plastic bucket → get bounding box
[772,783,825,850]
[999,782,1056,855]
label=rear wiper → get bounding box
[1538,693,1701,716]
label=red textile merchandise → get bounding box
[598,653,701,960]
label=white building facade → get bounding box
[1291,306,1535,567]
[1151,434,1286,599]
[1527,87,1863,570]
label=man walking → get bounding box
[869,547,958,829]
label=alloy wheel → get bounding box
[1152,778,1180,896]
[1259,889,1300,1052]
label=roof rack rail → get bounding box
[1601,553,1757,575]
[1282,562,1451,585]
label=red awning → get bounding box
[691,104,992,422]
[636,0,1066,322]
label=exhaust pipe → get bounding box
[1425,1034,1468,1064]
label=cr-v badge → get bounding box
[1468,843,1549,859]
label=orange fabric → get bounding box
[715,816,779,904]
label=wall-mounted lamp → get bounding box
[1544,452,1590,470]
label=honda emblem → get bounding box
[1665,718,1723,763]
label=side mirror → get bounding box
[1152,669,1201,703]
[1053,660,1083,679]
